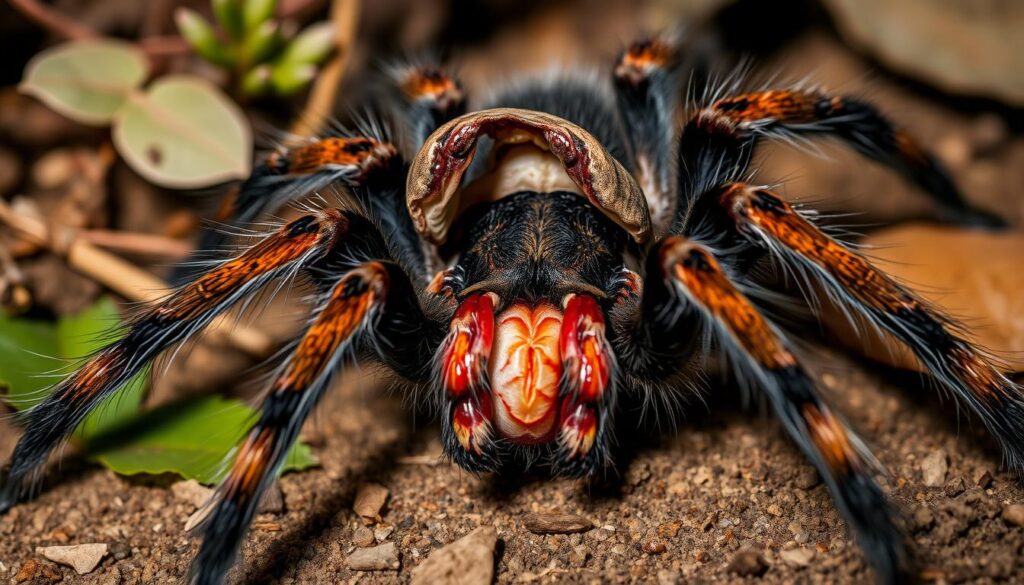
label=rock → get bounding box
[353,483,389,524]
[780,547,815,567]
[171,480,213,509]
[374,524,395,542]
[945,477,966,498]
[727,548,768,577]
[108,542,132,561]
[411,526,498,585]
[794,467,822,490]
[257,483,285,514]
[975,469,994,489]
[36,543,108,575]
[821,0,1024,105]
[1002,504,1024,527]
[346,542,400,571]
[920,450,949,487]
[14,560,60,583]
[522,513,593,534]
[353,525,375,547]
[657,520,682,538]
[642,541,667,555]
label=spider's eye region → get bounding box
[286,215,320,237]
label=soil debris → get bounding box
[347,542,400,571]
[410,526,498,585]
[727,548,768,577]
[921,450,949,487]
[354,483,389,524]
[522,513,593,534]
[36,543,107,575]
[170,480,213,509]
[1002,504,1024,527]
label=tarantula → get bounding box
[2,35,1021,584]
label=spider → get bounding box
[1,35,1020,585]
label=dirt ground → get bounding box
[3,28,1024,585]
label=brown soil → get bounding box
[3,30,1024,585]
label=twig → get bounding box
[288,0,359,137]
[0,198,273,358]
[7,0,94,40]
[80,229,191,260]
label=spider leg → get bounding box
[387,60,467,152]
[677,87,1005,228]
[0,209,412,511]
[192,259,436,585]
[613,36,681,231]
[171,131,409,284]
[629,236,910,583]
[715,183,1024,472]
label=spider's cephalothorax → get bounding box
[2,36,1021,585]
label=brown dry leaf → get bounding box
[824,223,1024,372]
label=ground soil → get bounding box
[2,31,1024,585]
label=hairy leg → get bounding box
[716,182,1024,471]
[624,235,909,583]
[192,259,437,585]
[676,87,1004,228]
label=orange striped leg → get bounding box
[0,211,346,510]
[719,183,1024,471]
[679,88,1003,227]
[191,262,393,585]
[649,236,909,583]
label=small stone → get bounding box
[411,526,497,585]
[794,467,822,490]
[780,547,815,567]
[374,524,395,542]
[1002,504,1024,526]
[346,542,400,571]
[353,483,389,524]
[910,506,935,533]
[14,560,60,583]
[569,545,589,567]
[171,480,213,509]
[920,450,949,487]
[944,477,966,498]
[353,526,375,547]
[975,469,994,489]
[99,566,121,585]
[642,541,667,555]
[257,483,285,514]
[523,513,593,534]
[767,504,783,517]
[109,542,132,561]
[727,548,768,577]
[37,543,108,575]
[657,520,682,538]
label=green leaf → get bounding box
[243,0,277,32]
[112,75,252,188]
[86,395,318,485]
[175,8,234,67]
[241,20,281,66]
[213,0,245,40]
[278,22,335,66]
[19,39,148,126]
[0,313,59,411]
[270,62,316,95]
[241,64,272,96]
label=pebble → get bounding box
[642,541,667,555]
[171,480,213,509]
[346,542,400,571]
[726,548,768,577]
[108,542,132,561]
[944,477,966,498]
[353,483,389,524]
[657,521,682,538]
[353,526,375,547]
[780,547,815,567]
[920,450,949,487]
[1001,504,1024,527]
[14,560,60,583]
[374,524,395,542]
[794,466,822,490]
[36,543,108,575]
[410,526,497,585]
[975,469,994,489]
[523,513,593,534]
